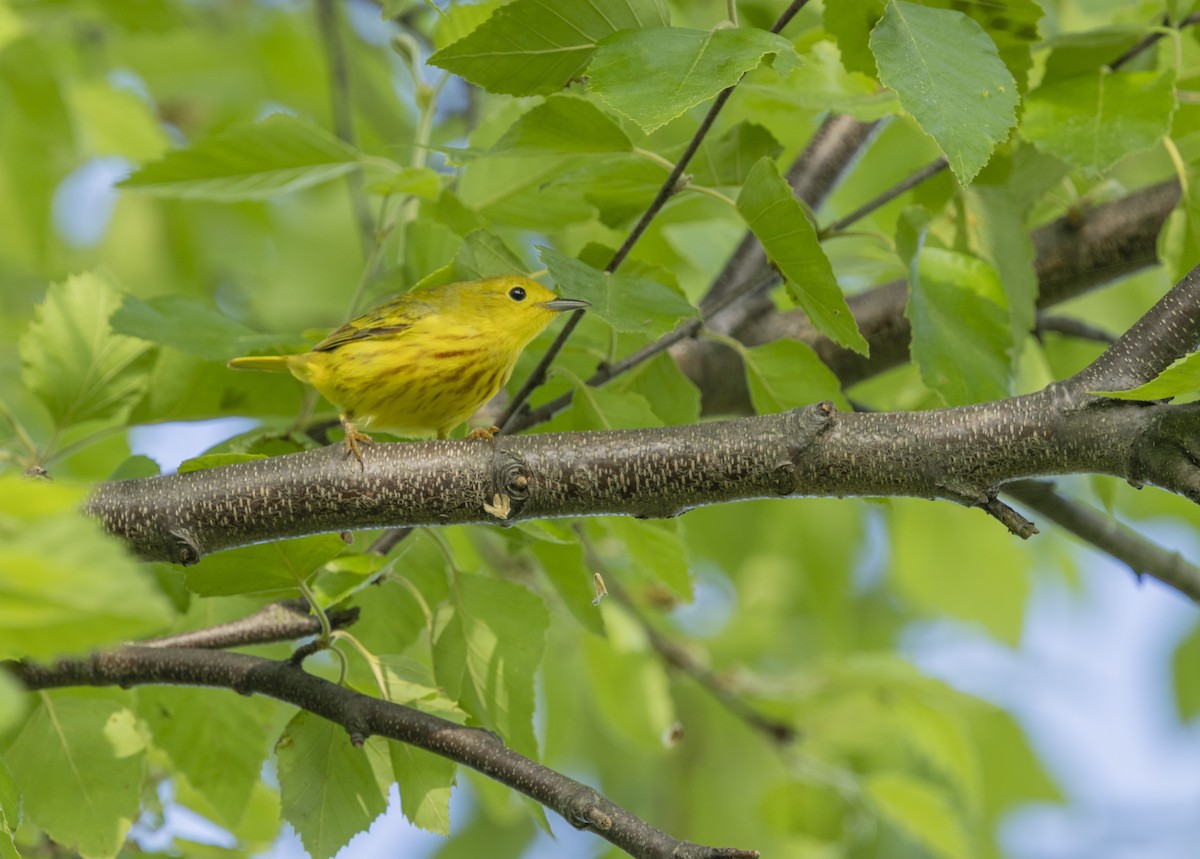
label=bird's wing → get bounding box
[311,297,434,352]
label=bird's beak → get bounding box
[542,298,590,312]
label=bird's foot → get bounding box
[467,425,501,444]
[340,418,373,467]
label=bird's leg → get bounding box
[340,415,373,466]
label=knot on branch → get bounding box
[490,446,531,520]
[774,402,837,494]
[562,784,609,830]
[170,527,202,566]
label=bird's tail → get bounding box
[227,355,293,373]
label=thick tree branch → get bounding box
[1004,480,1200,602]
[9,648,758,859]
[86,395,1200,564]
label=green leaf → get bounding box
[0,476,175,660]
[111,295,281,362]
[429,0,669,97]
[1021,70,1176,174]
[1173,622,1200,721]
[604,518,692,599]
[277,710,388,859]
[1092,350,1200,401]
[554,383,663,432]
[905,247,1011,405]
[184,534,348,597]
[893,699,981,811]
[120,114,360,201]
[589,26,800,133]
[431,0,501,50]
[391,744,456,835]
[539,246,697,336]
[453,229,527,280]
[4,694,145,859]
[526,535,605,634]
[870,1,1019,184]
[740,339,848,415]
[445,572,549,756]
[689,121,782,186]
[613,351,701,426]
[736,157,867,354]
[891,498,1029,645]
[490,95,632,156]
[362,165,442,199]
[0,671,26,740]
[866,771,970,859]
[138,687,275,828]
[177,452,270,473]
[19,272,155,431]
[69,81,170,161]
[963,186,1038,348]
[584,604,675,751]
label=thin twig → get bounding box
[140,600,360,650]
[497,0,813,432]
[12,648,761,859]
[315,0,375,260]
[1108,12,1200,72]
[818,158,949,238]
[1035,315,1116,345]
[1004,480,1200,602]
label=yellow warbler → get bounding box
[227,275,588,461]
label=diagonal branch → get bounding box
[1004,480,1200,602]
[9,648,759,859]
[497,0,814,430]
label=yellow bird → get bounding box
[227,275,588,461]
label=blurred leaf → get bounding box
[870,1,1018,184]
[0,671,26,740]
[19,272,155,432]
[740,339,847,415]
[69,81,169,161]
[605,518,691,598]
[490,96,632,156]
[184,534,348,596]
[584,604,675,751]
[527,536,605,634]
[539,246,697,335]
[1174,622,1200,721]
[120,114,360,200]
[866,771,970,859]
[590,26,800,133]
[905,247,1011,405]
[112,295,282,361]
[1021,70,1175,174]
[737,157,867,354]
[963,186,1038,347]
[0,476,174,659]
[431,0,501,50]
[5,695,145,859]
[362,165,442,199]
[891,499,1029,645]
[429,0,668,96]
[278,710,388,859]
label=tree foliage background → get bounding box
[3,0,1200,858]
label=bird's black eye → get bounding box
[508,286,526,302]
